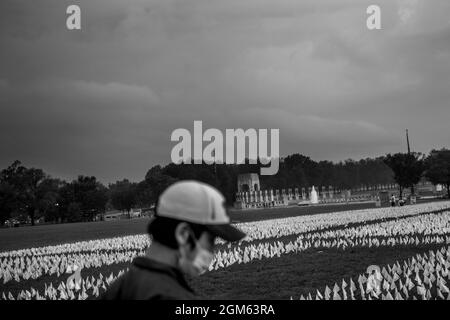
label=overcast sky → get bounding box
[1,0,449,183]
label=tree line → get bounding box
[1,149,449,225]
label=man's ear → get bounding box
[175,222,191,247]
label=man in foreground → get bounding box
[101,180,246,300]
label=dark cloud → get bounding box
[1,0,449,182]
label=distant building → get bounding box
[129,208,142,218]
[237,173,260,192]
[415,178,443,196]
[102,208,144,221]
[104,211,124,221]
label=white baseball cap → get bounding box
[156,180,246,242]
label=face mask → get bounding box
[191,245,214,275]
[178,233,214,276]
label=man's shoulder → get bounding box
[129,265,195,299]
[102,261,195,300]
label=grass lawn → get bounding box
[189,244,444,299]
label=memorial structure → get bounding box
[232,173,411,210]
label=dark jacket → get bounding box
[100,256,196,300]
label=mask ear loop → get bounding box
[176,227,196,269]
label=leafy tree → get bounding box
[66,202,83,222]
[0,182,17,224]
[0,161,47,225]
[57,182,74,222]
[215,164,237,203]
[144,165,178,202]
[75,176,108,221]
[109,179,138,217]
[135,180,154,208]
[425,149,450,198]
[60,176,108,222]
[37,178,64,223]
[384,153,426,198]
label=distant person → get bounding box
[101,180,246,300]
[390,195,396,207]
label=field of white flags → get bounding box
[298,246,450,300]
[1,201,450,300]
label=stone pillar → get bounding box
[281,189,288,204]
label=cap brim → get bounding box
[204,224,246,242]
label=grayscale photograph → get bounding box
[1,0,450,311]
